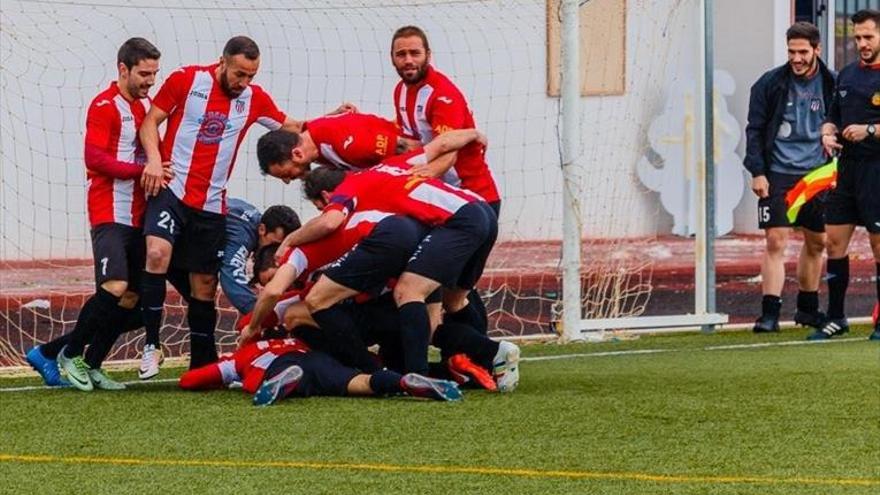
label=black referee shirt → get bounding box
[827,63,880,161]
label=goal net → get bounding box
[1,0,717,368]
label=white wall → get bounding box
[0,0,776,259]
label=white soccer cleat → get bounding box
[492,340,520,393]
[138,344,164,380]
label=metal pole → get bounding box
[560,0,582,342]
[702,0,717,332]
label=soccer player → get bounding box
[26,38,163,391]
[137,36,307,372]
[275,130,506,377]
[743,22,836,333]
[817,9,880,341]
[257,112,419,182]
[179,336,462,405]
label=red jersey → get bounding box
[305,113,401,170]
[84,82,150,228]
[152,64,287,214]
[282,209,394,278]
[393,65,499,203]
[326,151,482,226]
[179,338,310,394]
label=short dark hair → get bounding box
[251,242,280,286]
[786,22,821,48]
[261,205,300,235]
[257,130,301,174]
[852,9,880,28]
[223,35,260,60]
[302,167,346,201]
[117,37,160,70]
[392,25,430,52]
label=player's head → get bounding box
[252,242,280,286]
[785,22,821,76]
[852,9,880,64]
[257,130,312,183]
[302,167,346,210]
[217,35,260,98]
[117,37,161,100]
[258,205,301,247]
[391,25,431,84]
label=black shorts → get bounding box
[143,188,227,274]
[825,157,880,233]
[322,215,429,295]
[757,171,825,232]
[405,201,498,289]
[90,223,145,289]
[263,350,358,398]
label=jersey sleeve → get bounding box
[326,178,358,216]
[428,90,470,134]
[84,100,116,150]
[151,68,188,114]
[252,87,287,130]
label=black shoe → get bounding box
[807,318,849,340]
[793,310,826,330]
[752,315,780,333]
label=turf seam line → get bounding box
[0,378,179,393]
[0,453,877,487]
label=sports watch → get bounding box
[868,124,876,138]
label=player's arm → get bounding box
[409,129,487,178]
[281,116,303,133]
[821,83,843,155]
[139,105,170,196]
[277,209,346,251]
[218,246,257,315]
[240,263,299,347]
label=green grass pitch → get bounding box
[1,327,877,495]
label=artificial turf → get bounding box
[1,327,877,495]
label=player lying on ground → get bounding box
[178,334,462,405]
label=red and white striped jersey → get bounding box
[84,82,150,228]
[325,150,482,226]
[152,64,287,214]
[305,113,402,170]
[393,65,500,203]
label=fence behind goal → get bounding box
[0,0,715,367]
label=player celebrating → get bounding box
[257,112,419,182]
[26,38,163,391]
[137,36,308,373]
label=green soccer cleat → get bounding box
[57,348,93,392]
[88,368,126,391]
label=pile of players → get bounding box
[24,26,520,406]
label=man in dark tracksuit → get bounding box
[816,9,880,341]
[744,22,836,333]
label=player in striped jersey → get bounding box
[136,36,335,373]
[256,112,419,182]
[26,38,165,391]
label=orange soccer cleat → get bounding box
[447,354,497,392]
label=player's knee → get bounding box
[190,274,218,300]
[764,230,787,255]
[804,235,826,257]
[145,247,170,272]
[119,291,139,309]
[101,280,128,298]
[825,235,849,258]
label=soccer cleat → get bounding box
[447,354,497,391]
[401,373,462,401]
[807,318,849,341]
[253,365,304,407]
[57,348,93,392]
[752,315,780,333]
[138,344,164,380]
[25,346,69,387]
[492,340,521,393]
[869,321,880,341]
[87,368,126,391]
[793,310,826,330]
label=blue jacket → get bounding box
[743,59,836,177]
[220,198,262,314]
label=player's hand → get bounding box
[274,241,291,265]
[141,159,165,197]
[841,124,869,143]
[237,325,260,349]
[751,175,769,199]
[407,163,433,178]
[475,130,488,148]
[161,161,174,185]
[821,134,842,157]
[331,102,358,115]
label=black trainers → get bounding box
[807,318,849,341]
[752,315,780,333]
[793,310,826,330]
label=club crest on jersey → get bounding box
[235,99,246,114]
[872,91,880,107]
[810,98,821,112]
[197,112,228,144]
